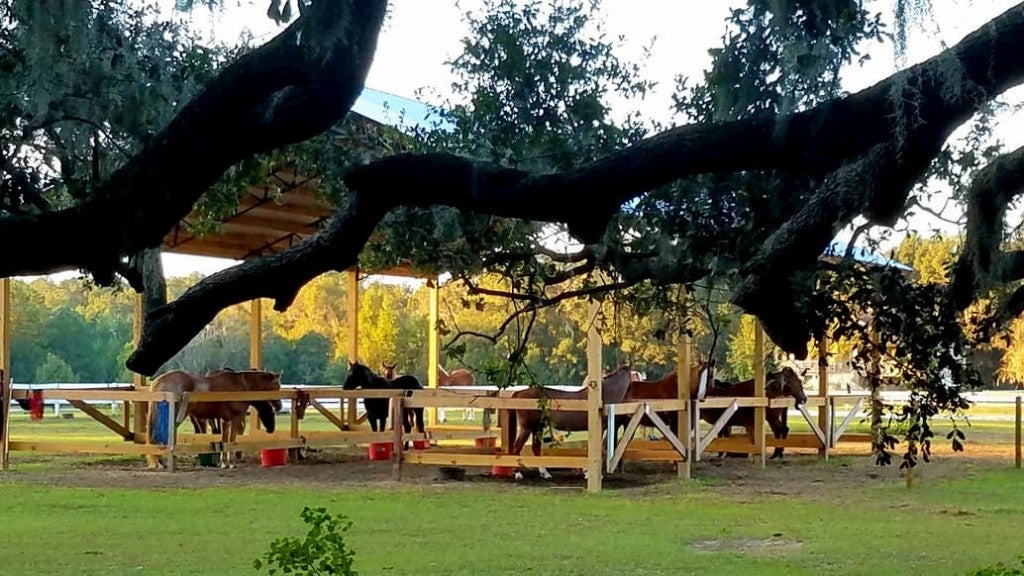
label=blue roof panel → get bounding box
[823,241,914,271]
[351,87,455,133]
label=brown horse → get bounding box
[508,366,633,480]
[623,365,807,459]
[702,367,807,458]
[147,369,282,469]
[438,364,477,421]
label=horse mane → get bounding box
[250,400,277,433]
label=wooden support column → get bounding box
[676,312,692,479]
[752,318,766,468]
[346,268,359,427]
[132,293,149,444]
[586,298,603,493]
[427,277,440,427]
[817,335,830,460]
[1,278,10,470]
[249,298,263,432]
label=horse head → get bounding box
[381,362,397,380]
[770,366,808,405]
[343,361,375,390]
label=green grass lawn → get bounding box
[3,465,1024,576]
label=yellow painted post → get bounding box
[586,298,603,493]
[427,277,440,428]
[0,278,10,470]
[676,318,692,479]
[817,335,830,460]
[249,298,263,432]
[346,268,359,427]
[752,318,766,468]
[132,293,157,468]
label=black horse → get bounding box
[342,361,425,435]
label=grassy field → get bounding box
[3,405,1023,575]
[3,459,1024,576]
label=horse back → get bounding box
[391,374,422,390]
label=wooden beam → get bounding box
[752,318,766,468]
[817,334,830,460]
[0,278,10,471]
[608,404,645,472]
[428,277,440,427]
[68,400,132,440]
[586,298,603,493]
[310,398,347,431]
[676,313,692,478]
[249,298,263,432]
[346,268,359,427]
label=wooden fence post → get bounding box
[586,298,603,493]
[1016,396,1021,470]
[817,335,830,460]
[392,397,404,481]
[753,319,766,468]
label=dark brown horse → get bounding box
[343,361,425,435]
[702,367,807,458]
[507,366,633,480]
[147,369,282,468]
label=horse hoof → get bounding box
[539,470,553,480]
[583,469,590,481]
[514,471,524,481]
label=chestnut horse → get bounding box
[343,361,425,435]
[438,364,476,421]
[188,367,284,434]
[507,366,633,480]
[147,369,281,469]
[623,366,807,459]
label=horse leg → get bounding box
[414,408,425,434]
[512,419,535,481]
[532,427,553,481]
[219,420,230,468]
[768,409,787,460]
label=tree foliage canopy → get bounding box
[4,0,1024,469]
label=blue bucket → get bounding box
[151,402,169,445]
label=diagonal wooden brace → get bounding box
[796,403,827,447]
[645,407,688,460]
[831,397,864,447]
[697,399,738,457]
[607,404,645,473]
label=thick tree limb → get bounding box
[127,196,390,374]
[950,146,1024,310]
[346,4,1024,244]
[130,3,1024,370]
[0,1,387,279]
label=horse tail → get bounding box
[251,401,277,433]
[146,399,156,443]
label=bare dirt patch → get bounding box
[690,535,804,554]
[1,441,1015,497]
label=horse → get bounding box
[702,367,807,459]
[343,361,425,436]
[437,364,477,422]
[381,362,397,380]
[147,369,281,469]
[506,366,633,480]
[622,365,807,459]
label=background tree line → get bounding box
[5,233,1021,388]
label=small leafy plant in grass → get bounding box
[253,507,358,575]
[967,557,1024,575]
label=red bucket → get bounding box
[491,465,516,477]
[475,436,497,448]
[412,439,429,450]
[368,442,393,461]
[260,448,287,468]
